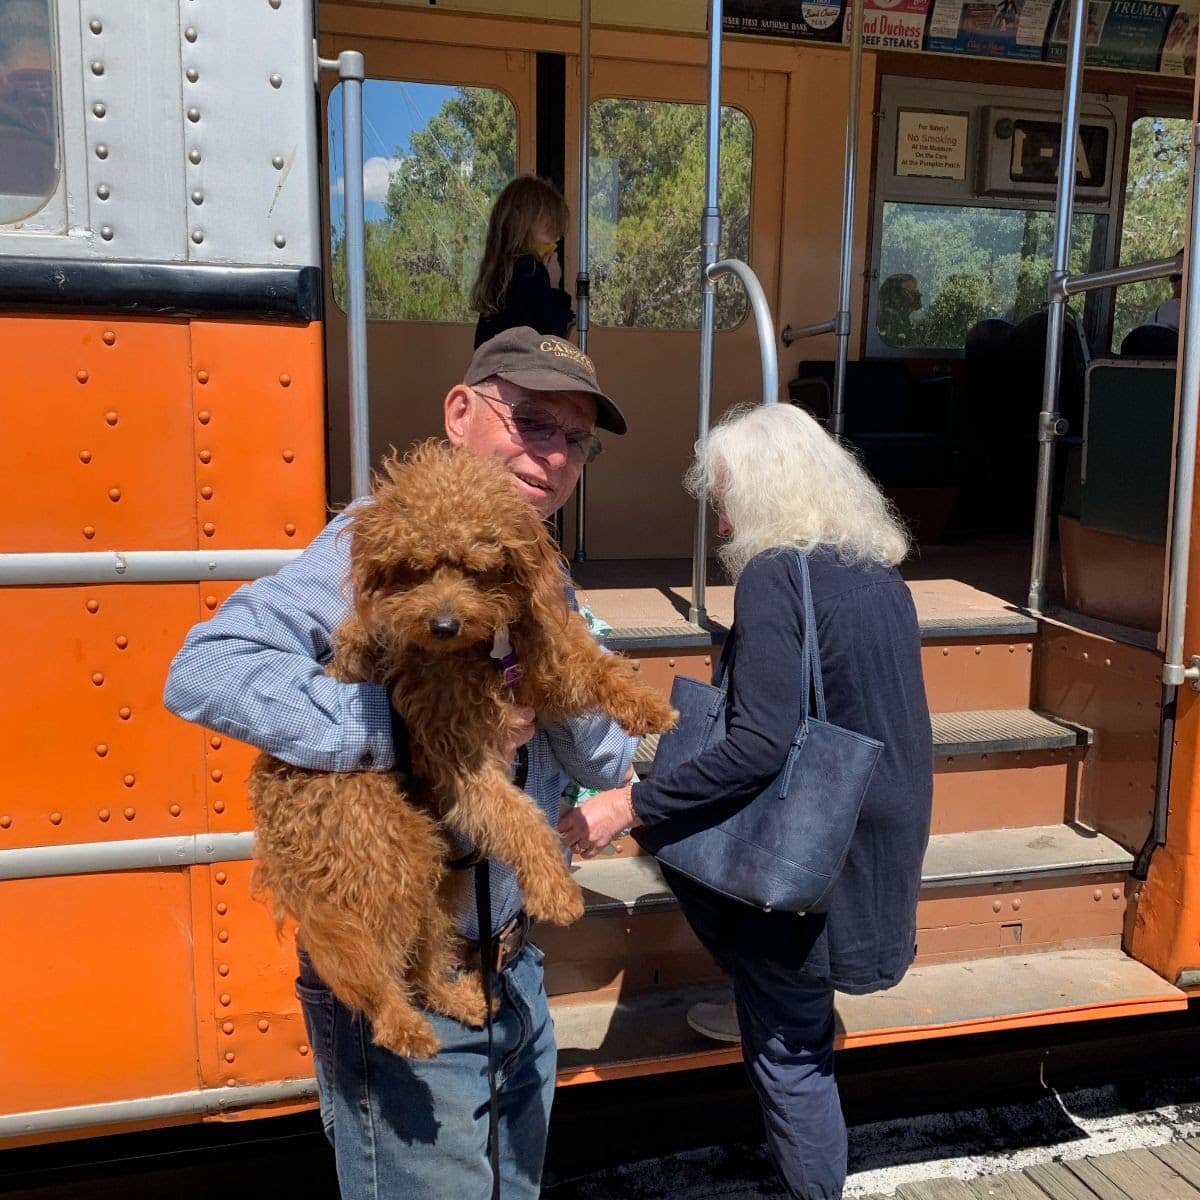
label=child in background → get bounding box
[472,175,575,348]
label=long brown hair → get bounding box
[471,175,569,316]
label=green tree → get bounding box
[587,100,752,329]
[332,87,755,330]
[332,85,517,321]
[1113,116,1190,349]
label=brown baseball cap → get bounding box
[464,327,627,435]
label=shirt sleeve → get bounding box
[539,577,637,788]
[631,552,806,826]
[162,512,395,773]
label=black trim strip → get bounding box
[535,52,566,192]
[0,259,323,322]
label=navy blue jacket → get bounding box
[473,255,574,348]
[632,547,933,994]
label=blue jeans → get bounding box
[665,867,847,1200]
[296,941,557,1200]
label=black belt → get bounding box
[463,909,531,975]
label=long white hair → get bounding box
[685,403,910,579]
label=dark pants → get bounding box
[666,868,847,1200]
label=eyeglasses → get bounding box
[475,390,603,466]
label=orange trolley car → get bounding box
[3,0,1200,1147]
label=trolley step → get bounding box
[569,823,1132,917]
[632,708,1092,776]
[551,947,1186,1085]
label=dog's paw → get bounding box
[526,876,585,926]
[371,1006,442,1059]
[373,1019,442,1060]
[612,692,678,737]
[429,971,491,1028]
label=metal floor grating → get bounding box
[931,708,1091,755]
[570,823,1133,917]
[632,709,1090,775]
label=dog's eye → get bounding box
[385,566,418,589]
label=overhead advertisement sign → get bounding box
[723,0,846,40]
[1160,7,1199,74]
[844,0,932,49]
[1045,0,1177,72]
[925,0,1057,59]
[895,110,970,178]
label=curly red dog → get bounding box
[249,441,675,1058]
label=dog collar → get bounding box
[490,624,523,689]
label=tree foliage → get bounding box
[332,88,753,329]
[1112,116,1190,348]
[332,86,517,322]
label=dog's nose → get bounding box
[429,614,460,639]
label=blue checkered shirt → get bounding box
[163,511,636,939]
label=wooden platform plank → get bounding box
[1023,1161,1104,1200]
[1088,1147,1200,1198]
[1062,1157,1137,1200]
[969,1172,1050,1198]
[1150,1144,1200,1190]
[896,1179,978,1200]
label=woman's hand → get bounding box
[558,786,637,859]
[502,705,537,760]
[544,250,563,289]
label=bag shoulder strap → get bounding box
[795,552,826,723]
[710,550,827,725]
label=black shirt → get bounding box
[474,255,574,348]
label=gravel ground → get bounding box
[543,1076,1200,1198]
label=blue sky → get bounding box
[327,80,457,234]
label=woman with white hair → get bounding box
[560,402,933,1200]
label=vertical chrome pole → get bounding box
[1027,0,1085,614]
[1139,129,1200,875]
[573,0,592,562]
[1165,151,1200,681]
[336,52,371,499]
[691,0,724,627]
[831,0,864,439]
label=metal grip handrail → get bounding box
[318,50,371,500]
[781,317,836,346]
[1056,253,1183,300]
[705,257,779,406]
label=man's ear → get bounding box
[444,384,474,447]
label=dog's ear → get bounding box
[511,521,572,635]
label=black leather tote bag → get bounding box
[633,552,883,913]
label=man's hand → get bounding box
[502,705,537,760]
[559,786,637,859]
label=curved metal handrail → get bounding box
[705,257,779,406]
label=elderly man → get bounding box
[164,327,635,1200]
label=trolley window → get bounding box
[1112,115,1189,352]
[876,203,1099,350]
[868,77,1124,356]
[587,98,753,330]
[0,0,58,223]
[328,80,518,322]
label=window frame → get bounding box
[866,75,1127,358]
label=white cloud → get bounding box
[331,156,403,204]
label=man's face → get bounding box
[444,377,598,519]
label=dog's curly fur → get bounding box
[248,440,676,1059]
